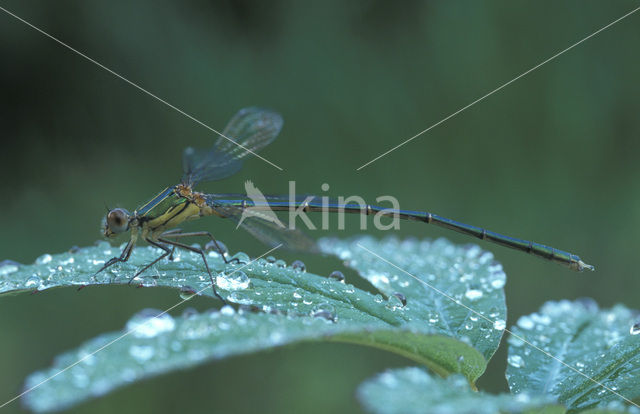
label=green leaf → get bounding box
[319,236,507,362]
[357,367,561,414]
[3,236,508,411]
[506,299,640,413]
[23,307,428,412]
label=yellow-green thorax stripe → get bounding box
[136,186,187,221]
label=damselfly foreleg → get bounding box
[82,240,137,289]
[127,239,172,285]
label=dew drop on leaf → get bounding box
[493,319,506,330]
[216,271,251,291]
[36,254,53,265]
[311,303,336,322]
[24,275,42,288]
[126,310,176,338]
[220,305,235,316]
[508,354,524,368]
[129,345,155,362]
[291,260,306,272]
[179,286,197,300]
[328,270,345,282]
[490,276,506,289]
[230,252,250,264]
[369,273,390,286]
[464,289,483,301]
[517,316,535,330]
[0,260,19,276]
[391,292,407,307]
[205,240,228,256]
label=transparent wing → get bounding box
[182,107,283,186]
[211,204,318,253]
[215,107,283,160]
[182,148,243,186]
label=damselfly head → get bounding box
[103,208,131,237]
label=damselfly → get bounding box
[99,107,594,302]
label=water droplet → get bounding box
[216,271,251,291]
[490,276,506,289]
[488,306,500,318]
[369,274,390,286]
[0,260,19,276]
[60,257,75,266]
[179,286,197,300]
[205,240,228,255]
[428,313,440,324]
[328,270,345,282]
[274,259,286,268]
[459,273,474,282]
[464,289,483,301]
[140,277,158,288]
[517,316,535,330]
[24,275,42,289]
[507,354,524,368]
[36,254,52,265]
[228,291,252,305]
[630,323,640,335]
[126,310,175,338]
[390,292,407,307]
[230,252,250,264]
[220,305,235,316]
[464,321,473,330]
[311,303,336,322]
[266,256,276,263]
[493,319,506,330]
[292,290,303,299]
[531,313,551,325]
[129,345,155,362]
[261,302,277,313]
[291,260,306,272]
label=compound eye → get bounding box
[106,208,130,234]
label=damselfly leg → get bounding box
[156,233,226,303]
[127,239,172,285]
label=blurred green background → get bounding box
[1,1,639,412]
